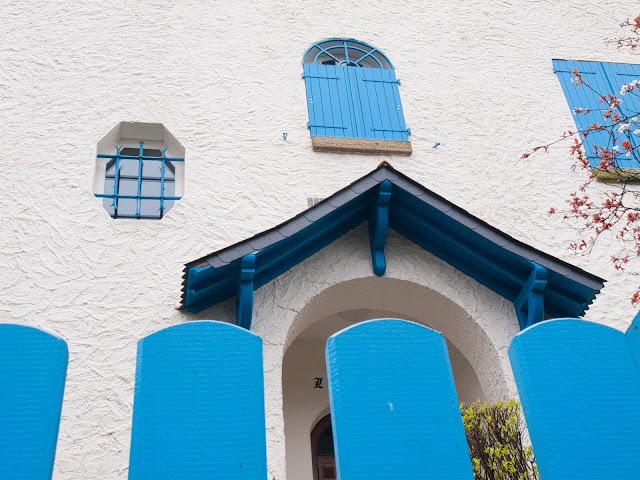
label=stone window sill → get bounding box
[312,136,412,155]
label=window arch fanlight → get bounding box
[303,38,393,69]
[302,38,411,155]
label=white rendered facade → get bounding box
[0,1,637,478]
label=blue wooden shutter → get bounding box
[303,63,353,137]
[0,324,68,480]
[601,61,640,168]
[353,67,409,141]
[553,59,616,167]
[304,64,409,140]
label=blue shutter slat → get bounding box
[347,67,366,138]
[377,68,396,140]
[318,64,336,137]
[385,70,408,140]
[304,63,321,137]
[356,68,381,139]
[381,69,403,140]
[388,69,409,141]
[601,61,640,168]
[335,67,353,137]
[327,65,346,137]
[553,59,614,167]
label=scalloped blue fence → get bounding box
[4,315,640,479]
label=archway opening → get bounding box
[281,276,505,480]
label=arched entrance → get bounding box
[310,415,335,480]
[281,276,511,480]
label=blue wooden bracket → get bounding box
[514,263,548,330]
[236,254,256,330]
[368,180,392,277]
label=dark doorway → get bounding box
[310,415,336,480]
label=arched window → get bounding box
[302,39,411,154]
[310,415,336,480]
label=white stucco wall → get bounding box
[1,0,639,478]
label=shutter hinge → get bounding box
[362,78,401,84]
[302,74,340,79]
[308,122,347,129]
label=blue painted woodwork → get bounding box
[236,254,256,330]
[128,321,267,480]
[0,324,68,480]
[624,308,640,371]
[513,263,547,329]
[96,141,183,219]
[553,59,640,168]
[183,166,604,326]
[326,319,474,479]
[509,318,640,480]
[368,180,391,276]
[303,39,409,141]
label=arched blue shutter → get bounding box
[303,63,354,138]
[303,39,409,142]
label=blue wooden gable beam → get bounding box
[182,166,604,324]
[236,254,256,330]
[514,263,548,330]
[368,180,392,276]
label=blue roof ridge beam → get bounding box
[368,180,392,276]
[236,254,256,330]
[514,263,548,330]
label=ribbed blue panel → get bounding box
[128,321,267,480]
[0,324,68,480]
[509,319,640,480]
[553,59,626,167]
[601,61,640,168]
[304,65,408,140]
[326,319,474,479]
[354,68,407,140]
[304,63,352,137]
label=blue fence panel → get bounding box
[128,321,267,480]
[326,318,473,479]
[509,318,640,480]
[0,324,68,480]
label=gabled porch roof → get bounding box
[182,164,605,330]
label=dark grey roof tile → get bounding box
[350,176,380,194]
[278,216,313,237]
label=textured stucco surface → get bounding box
[1,0,639,478]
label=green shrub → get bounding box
[460,399,539,480]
